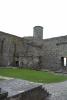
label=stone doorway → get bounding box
[61,57,67,66]
[15,56,19,67]
[61,57,67,70]
[15,61,19,66]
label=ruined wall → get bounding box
[0,32,24,67]
[1,31,67,71]
[42,35,67,71]
[20,37,43,69]
[0,32,43,69]
[21,35,67,71]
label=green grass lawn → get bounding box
[0,68,67,83]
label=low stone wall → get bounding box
[7,86,48,100]
[0,79,49,100]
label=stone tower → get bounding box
[33,26,43,39]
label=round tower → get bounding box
[33,26,43,39]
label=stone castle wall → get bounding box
[42,36,67,71]
[0,32,43,69]
[0,31,67,71]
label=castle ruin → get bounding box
[0,26,67,71]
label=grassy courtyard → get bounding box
[0,68,67,83]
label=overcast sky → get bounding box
[0,0,67,39]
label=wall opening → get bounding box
[15,56,19,67]
[64,57,66,66]
[61,57,67,67]
[15,61,19,66]
[61,57,64,66]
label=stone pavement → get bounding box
[43,81,67,100]
[0,79,48,100]
[0,79,41,97]
[0,76,67,100]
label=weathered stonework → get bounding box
[33,26,43,39]
[0,79,49,100]
[42,36,67,71]
[0,26,67,71]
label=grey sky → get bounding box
[0,0,67,39]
